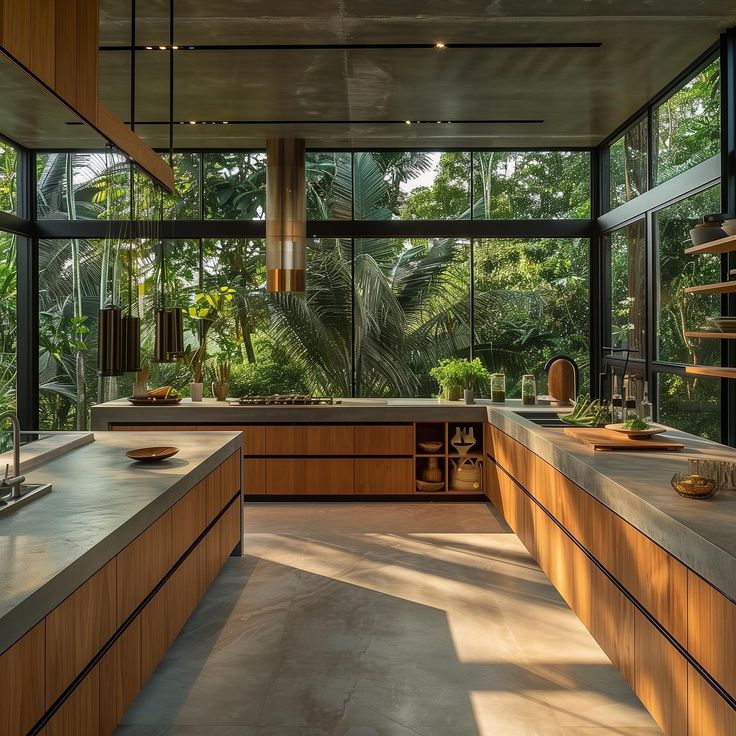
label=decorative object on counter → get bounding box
[450,457,482,491]
[128,385,182,406]
[416,479,445,493]
[559,395,612,427]
[688,458,736,491]
[564,427,684,452]
[689,221,726,247]
[722,218,736,237]
[188,346,205,402]
[521,374,537,405]
[640,382,652,421]
[228,394,337,406]
[126,446,180,462]
[490,372,506,403]
[430,358,489,402]
[132,362,149,400]
[420,456,443,483]
[605,420,667,439]
[544,355,579,405]
[418,441,443,454]
[462,358,490,404]
[212,360,231,401]
[450,426,477,456]
[671,472,719,499]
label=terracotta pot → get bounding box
[212,382,229,401]
[190,382,203,402]
[446,385,462,401]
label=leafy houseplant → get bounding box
[212,359,231,401]
[430,359,470,401]
[459,358,491,404]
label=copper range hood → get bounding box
[266,138,306,292]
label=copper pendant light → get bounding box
[266,138,306,292]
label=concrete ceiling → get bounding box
[93,1,736,148]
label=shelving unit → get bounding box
[683,280,736,295]
[684,233,736,256]
[685,366,736,379]
[684,331,736,340]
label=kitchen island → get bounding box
[0,430,242,735]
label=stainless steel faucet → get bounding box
[0,412,26,500]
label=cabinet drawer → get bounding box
[0,621,45,736]
[206,452,241,522]
[355,458,413,494]
[265,458,354,494]
[687,571,736,699]
[171,479,207,561]
[117,510,172,624]
[688,664,736,736]
[196,425,265,455]
[46,559,116,706]
[46,665,99,736]
[266,425,355,455]
[206,500,242,584]
[243,458,266,494]
[354,425,413,455]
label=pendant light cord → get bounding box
[128,0,136,316]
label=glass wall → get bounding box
[1,139,18,214]
[608,115,648,210]
[0,231,16,420]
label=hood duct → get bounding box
[266,138,306,292]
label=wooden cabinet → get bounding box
[206,499,242,584]
[687,665,736,736]
[117,510,172,624]
[206,452,240,521]
[634,610,687,736]
[495,467,536,558]
[354,425,413,455]
[45,666,99,736]
[171,479,207,561]
[243,457,266,494]
[0,621,45,736]
[265,425,355,455]
[265,458,354,494]
[30,0,55,85]
[0,0,32,66]
[687,572,736,699]
[196,424,266,455]
[99,618,141,736]
[355,458,413,494]
[46,559,116,707]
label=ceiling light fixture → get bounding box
[435,43,446,49]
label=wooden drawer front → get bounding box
[534,505,574,608]
[265,458,355,494]
[490,427,532,491]
[244,458,266,494]
[354,425,413,455]
[206,500,242,585]
[196,425,265,455]
[0,621,45,736]
[634,610,687,736]
[46,665,99,736]
[99,618,141,736]
[46,559,116,707]
[355,458,413,494]
[206,452,241,522]
[688,572,736,699]
[117,510,172,624]
[171,479,207,561]
[496,468,536,558]
[266,425,355,455]
[688,664,736,736]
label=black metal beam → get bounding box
[0,211,33,236]
[67,119,545,127]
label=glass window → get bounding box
[203,152,266,219]
[608,222,647,360]
[354,152,470,220]
[657,372,720,442]
[134,154,201,220]
[473,238,589,396]
[0,140,17,214]
[655,185,721,365]
[306,152,352,220]
[0,232,16,429]
[37,152,131,220]
[355,238,470,397]
[654,58,720,185]
[608,116,649,210]
[473,151,591,219]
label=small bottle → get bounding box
[521,374,537,406]
[640,381,652,421]
[611,373,623,423]
[491,372,506,403]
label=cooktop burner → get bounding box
[228,395,338,406]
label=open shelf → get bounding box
[685,366,736,379]
[685,331,736,340]
[684,233,736,256]
[684,281,736,295]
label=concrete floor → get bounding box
[116,502,662,736]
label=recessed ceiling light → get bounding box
[159,46,166,50]
[222,121,229,124]
[405,120,411,125]
[145,46,153,50]
[435,43,446,49]
[172,45,179,50]
[189,120,196,125]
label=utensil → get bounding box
[605,423,667,439]
[126,446,179,462]
[127,396,182,406]
[418,441,443,453]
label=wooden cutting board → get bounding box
[564,428,684,452]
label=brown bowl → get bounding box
[416,479,445,492]
[671,473,719,499]
[418,441,443,453]
[126,446,179,462]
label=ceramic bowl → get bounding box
[722,219,736,237]
[416,479,445,492]
[605,423,667,439]
[690,225,726,246]
[418,441,443,453]
[126,446,179,462]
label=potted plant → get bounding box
[430,359,466,401]
[212,359,230,401]
[189,345,205,402]
[459,358,491,404]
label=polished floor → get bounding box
[116,502,661,736]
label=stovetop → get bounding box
[228,395,338,406]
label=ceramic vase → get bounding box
[212,382,229,401]
[190,382,203,402]
[464,389,475,405]
[422,456,443,483]
[132,381,148,399]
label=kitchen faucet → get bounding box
[0,412,26,500]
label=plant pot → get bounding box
[212,381,229,401]
[446,386,462,402]
[132,381,148,399]
[464,389,475,404]
[190,382,203,402]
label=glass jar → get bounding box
[521,374,537,405]
[491,373,506,403]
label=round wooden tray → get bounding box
[126,446,180,462]
[605,423,667,439]
[127,396,182,406]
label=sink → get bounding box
[513,410,569,427]
[0,482,53,516]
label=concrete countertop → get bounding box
[488,403,736,602]
[0,430,242,655]
[91,397,490,428]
